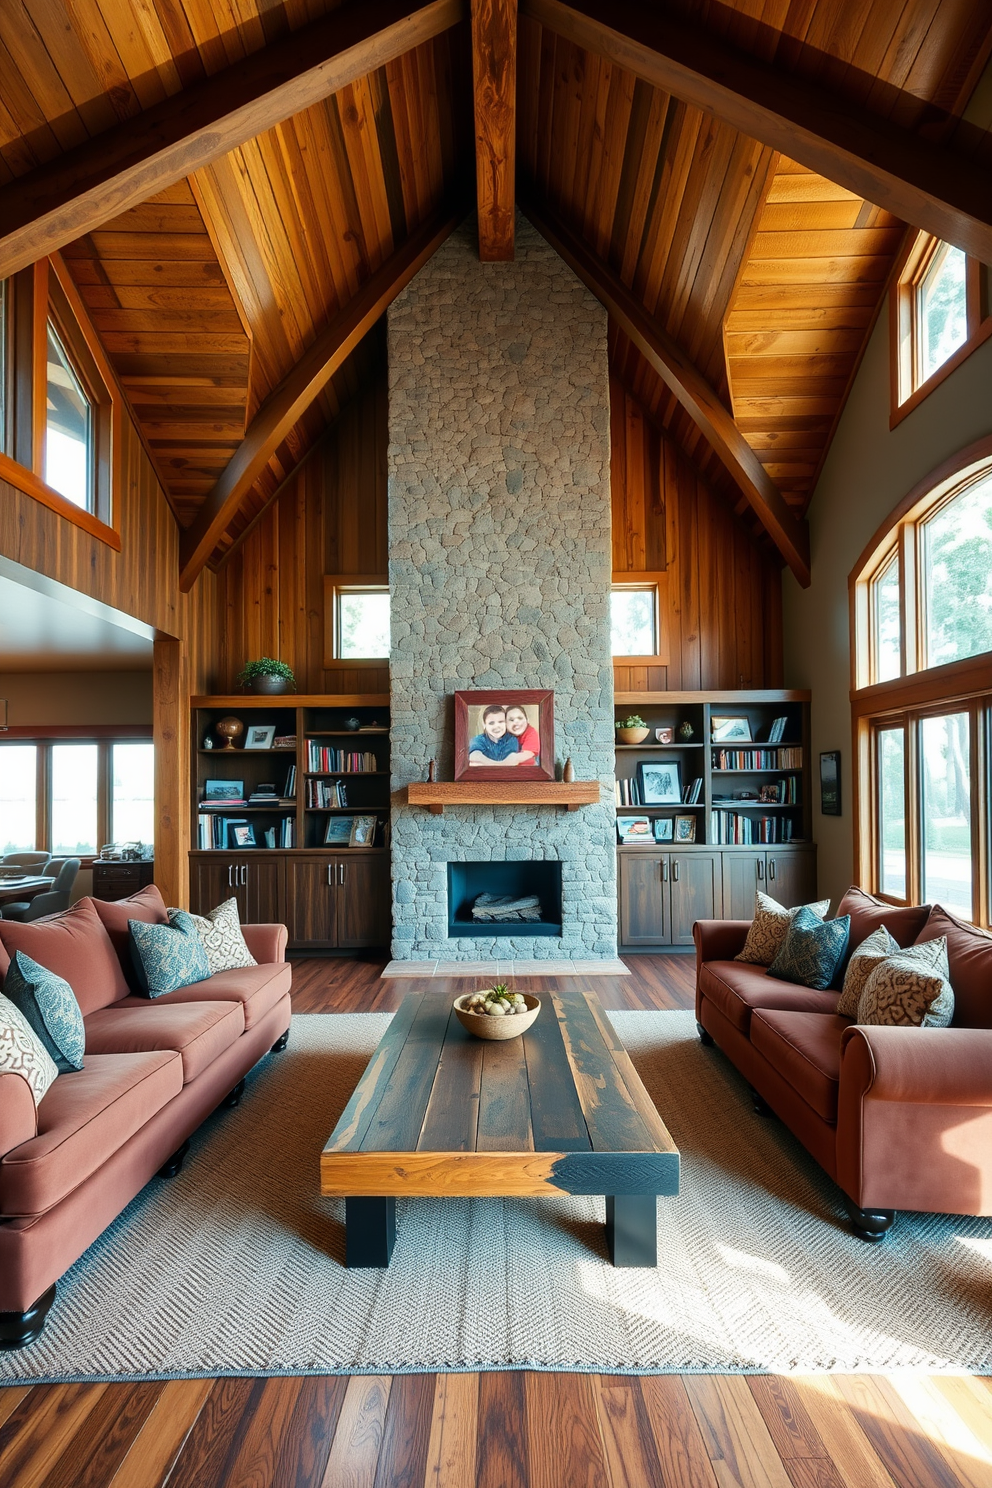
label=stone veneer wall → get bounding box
[387,217,616,960]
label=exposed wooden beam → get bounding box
[522,195,811,586]
[0,0,464,280]
[471,0,517,260]
[522,0,992,265]
[178,206,465,592]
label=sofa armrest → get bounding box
[241,923,288,963]
[693,920,750,963]
[0,1072,37,1159]
[840,1025,992,1106]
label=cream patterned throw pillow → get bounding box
[837,925,900,1017]
[0,990,59,1107]
[735,891,831,966]
[169,898,257,976]
[857,936,954,1028]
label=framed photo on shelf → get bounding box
[637,758,682,805]
[617,814,652,843]
[229,822,255,848]
[653,817,674,842]
[820,750,841,816]
[673,814,696,843]
[324,816,353,845]
[244,724,276,751]
[349,815,377,847]
[711,715,752,743]
[453,689,554,782]
[204,779,244,801]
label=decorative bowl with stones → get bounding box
[453,991,541,1040]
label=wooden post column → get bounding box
[153,636,190,908]
[471,0,517,260]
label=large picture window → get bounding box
[852,441,992,927]
[0,736,153,857]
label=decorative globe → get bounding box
[216,716,244,750]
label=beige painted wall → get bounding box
[0,671,153,727]
[783,311,992,911]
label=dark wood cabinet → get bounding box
[764,847,817,909]
[721,852,768,919]
[285,857,337,948]
[335,855,390,948]
[619,854,670,947]
[190,855,285,922]
[284,854,389,949]
[92,859,155,902]
[669,853,722,945]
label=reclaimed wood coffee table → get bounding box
[321,986,679,1268]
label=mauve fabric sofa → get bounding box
[0,885,291,1347]
[694,885,992,1239]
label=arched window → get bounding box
[850,440,992,926]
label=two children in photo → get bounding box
[468,703,541,767]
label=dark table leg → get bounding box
[606,1194,657,1267]
[346,1197,396,1268]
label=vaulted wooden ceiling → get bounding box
[1,0,990,582]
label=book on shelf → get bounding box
[614,777,641,806]
[280,817,296,848]
[710,812,795,845]
[682,776,702,804]
[767,716,788,744]
[284,764,297,798]
[617,814,652,843]
[199,799,247,809]
[307,778,349,808]
[712,747,803,770]
[273,735,297,749]
[305,740,378,773]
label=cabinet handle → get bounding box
[768,858,776,881]
[339,863,346,886]
[227,864,233,888]
[757,859,764,880]
[673,860,680,882]
[661,859,668,882]
[240,864,247,887]
[327,864,332,887]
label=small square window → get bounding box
[610,573,668,663]
[45,320,94,511]
[324,576,390,665]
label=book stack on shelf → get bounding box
[306,741,379,774]
[710,812,796,845]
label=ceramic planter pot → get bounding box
[250,674,293,695]
[616,727,650,745]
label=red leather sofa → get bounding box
[0,885,291,1347]
[694,886,992,1239]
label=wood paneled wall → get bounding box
[215,334,389,695]
[610,377,783,691]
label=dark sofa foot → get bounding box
[696,1022,714,1047]
[0,1284,56,1350]
[271,1030,290,1053]
[843,1197,896,1241]
[221,1078,246,1109]
[157,1139,190,1178]
[750,1088,775,1117]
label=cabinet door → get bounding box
[669,853,723,946]
[245,857,284,923]
[335,856,390,948]
[721,852,767,919]
[191,857,247,918]
[619,854,670,946]
[765,847,817,908]
[285,857,338,947]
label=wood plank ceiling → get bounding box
[1,0,991,568]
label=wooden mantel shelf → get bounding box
[406,781,601,814]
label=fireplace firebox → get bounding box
[446,861,563,938]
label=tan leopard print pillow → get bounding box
[735,890,831,966]
[857,936,954,1028]
[837,924,900,1018]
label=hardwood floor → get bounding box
[2,953,991,1488]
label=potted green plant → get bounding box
[236,658,297,696]
[616,713,650,745]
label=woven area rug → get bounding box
[4,1010,992,1382]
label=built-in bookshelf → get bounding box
[613,691,812,849]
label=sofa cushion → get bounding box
[90,885,169,989]
[833,886,931,951]
[700,960,840,1036]
[0,1050,182,1216]
[0,991,58,1110]
[129,912,210,999]
[750,1011,851,1124]
[837,925,900,1017]
[115,961,291,1031]
[768,907,850,991]
[735,891,830,966]
[857,938,954,1029]
[83,999,245,1083]
[170,898,256,976]
[3,951,85,1073]
[0,900,128,1014]
[914,905,992,1029]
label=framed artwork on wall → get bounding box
[453,690,555,782]
[820,751,841,816]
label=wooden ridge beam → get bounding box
[522,194,811,585]
[522,0,992,265]
[178,205,465,591]
[471,0,517,260]
[0,0,465,280]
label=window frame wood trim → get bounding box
[610,570,671,667]
[322,573,391,670]
[890,231,992,429]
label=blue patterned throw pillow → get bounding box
[3,950,85,1073]
[129,912,210,998]
[767,906,851,991]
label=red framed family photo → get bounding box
[453,690,555,782]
